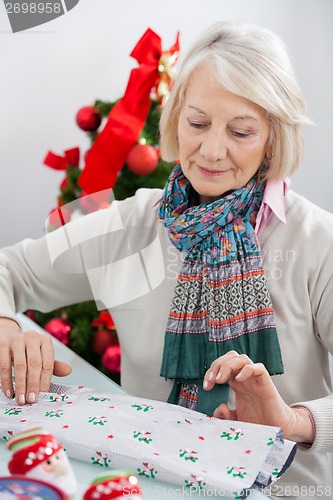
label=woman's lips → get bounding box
[197,165,229,177]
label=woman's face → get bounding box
[177,65,271,203]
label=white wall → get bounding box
[0,0,332,247]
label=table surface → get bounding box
[0,314,270,499]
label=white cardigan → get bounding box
[0,188,333,498]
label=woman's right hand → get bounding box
[0,318,72,405]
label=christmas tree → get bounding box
[29,28,179,383]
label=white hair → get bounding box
[159,21,312,180]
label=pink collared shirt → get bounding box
[255,178,290,236]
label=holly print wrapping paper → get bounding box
[0,383,297,499]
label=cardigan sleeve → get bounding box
[0,235,93,321]
[291,396,333,453]
[0,202,124,320]
[0,189,162,324]
[291,231,333,454]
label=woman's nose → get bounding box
[200,129,227,162]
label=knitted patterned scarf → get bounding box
[157,164,284,416]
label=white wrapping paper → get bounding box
[0,383,297,499]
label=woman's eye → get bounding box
[232,130,251,138]
[188,120,207,129]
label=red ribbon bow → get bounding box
[43,147,80,170]
[92,311,115,330]
[78,28,179,195]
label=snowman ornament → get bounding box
[7,427,77,498]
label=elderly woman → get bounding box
[0,21,332,498]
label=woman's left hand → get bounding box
[203,351,314,443]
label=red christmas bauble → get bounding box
[25,310,35,321]
[126,144,159,175]
[92,329,117,356]
[44,318,71,346]
[76,106,102,132]
[102,345,121,373]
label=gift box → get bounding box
[0,383,297,499]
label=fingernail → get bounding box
[216,371,222,380]
[18,394,25,404]
[203,380,208,389]
[28,392,36,403]
[5,390,11,398]
[208,371,214,380]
